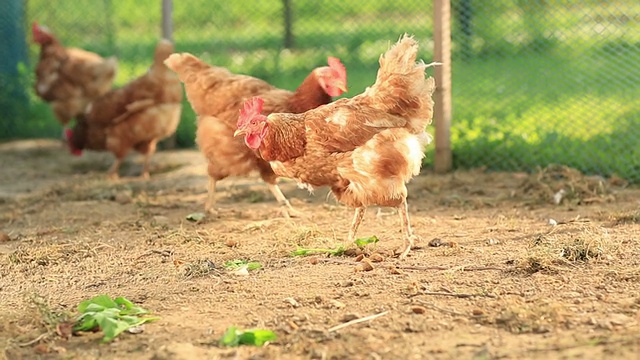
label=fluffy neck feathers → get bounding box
[258,115,306,163]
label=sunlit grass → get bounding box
[12,0,640,181]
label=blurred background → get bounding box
[1,0,639,181]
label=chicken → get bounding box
[66,39,183,180]
[234,35,438,258]
[164,53,347,217]
[32,22,118,126]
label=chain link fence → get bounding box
[450,0,640,181]
[2,0,639,181]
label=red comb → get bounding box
[64,128,82,156]
[32,22,40,36]
[328,57,347,80]
[238,97,265,127]
[32,22,50,44]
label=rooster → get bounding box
[164,53,347,217]
[32,22,118,126]
[234,35,437,258]
[66,39,182,180]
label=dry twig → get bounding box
[396,265,503,272]
[17,332,49,347]
[411,291,496,299]
[328,311,390,332]
[413,299,468,317]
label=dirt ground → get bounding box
[1,139,639,360]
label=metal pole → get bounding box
[433,0,453,173]
[162,0,173,41]
[160,0,177,148]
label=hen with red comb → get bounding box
[234,35,438,259]
[164,52,348,218]
[32,22,118,126]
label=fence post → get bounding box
[160,0,177,149]
[433,0,452,173]
[282,0,294,48]
[0,0,28,135]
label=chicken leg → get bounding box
[140,139,158,180]
[204,177,218,215]
[267,183,303,218]
[347,207,367,243]
[108,158,123,180]
[398,199,420,258]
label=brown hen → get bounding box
[164,53,347,217]
[67,39,183,180]
[32,22,117,126]
[235,35,438,258]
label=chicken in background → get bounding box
[66,39,183,180]
[32,22,118,126]
[164,53,347,217]
[234,35,438,258]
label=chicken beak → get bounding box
[233,128,246,137]
[337,82,348,93]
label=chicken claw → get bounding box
[398,199,419,258]
[399,234,421,259]
[279,201,305,219]
[267,183,303,219]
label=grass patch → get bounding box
[12,1,640,181]
[517,224,616,274]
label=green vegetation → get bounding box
[74,295,160,343]
[12,0,640,180]
[219,326,277,347]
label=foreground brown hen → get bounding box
[164,53,347,217]
[66,39,182,179]
[32,22,118,126]
[235,35,437,258]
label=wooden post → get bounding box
[160,0,177,148]
[282,0,294,49]
[161,0,173,41]
[433,0,452,173]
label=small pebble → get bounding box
[369,253,384,262]
[0,232,10,242]
[224,239,238,247]
[472,309,484,316]
[114,191,132,204]
[411,306,427,314]
[360,258,374,271]
[283,297,300,308]
[389,266,404,275]
[329,299,346,309]
[308,256,319,265]
[428,238,444,247]
[354,253,365,262]
[342,313,360,322]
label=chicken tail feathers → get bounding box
[163,53,209,82]
[154,39,175,66]
[367,34,438,133]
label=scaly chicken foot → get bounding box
[107,159,122,181]
[347,207,367,243]
[204,178,219,216]
[140,140,157,180]
[398,199,420,259]
[267,183,303,218]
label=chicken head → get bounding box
[32,22,54,45]
[314,57,348,97]
[234,97,268,149]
